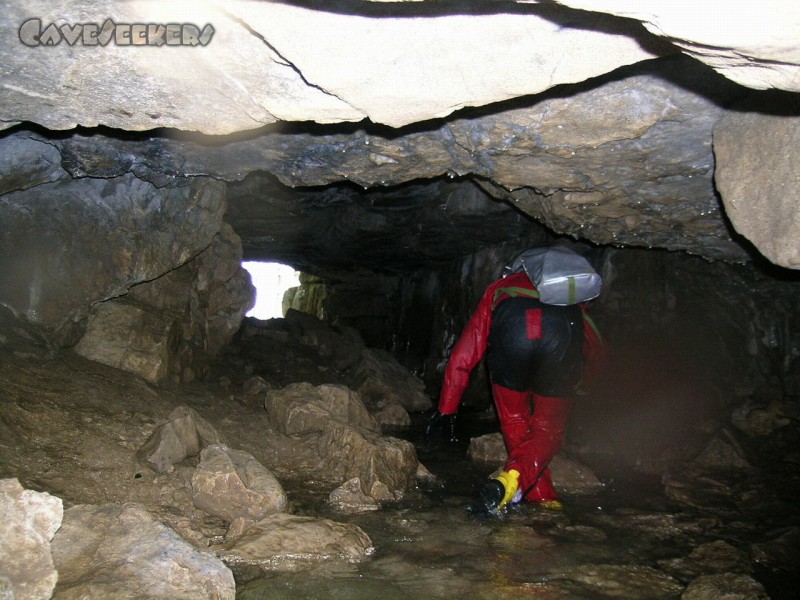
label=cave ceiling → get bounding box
[1,0,799,272]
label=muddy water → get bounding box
[235,413,794,600]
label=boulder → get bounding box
[0,478,62,600]
[317,421,418,501]
[714,95,800,269]
[750,527,800,574]
[660,539,754,583]
[731,397,792,437]
[557,564,684,599]
[75,222,255,383]
[74,299,178,384]
[467,432,509,463]
[216,513,373,567]
[191,445,288,531]
[51,503,235,600]
[682,573,769,600]
[264,382,378,435]
[137,405,222,473]
[363,397,412,431]
[354,348,433,414]
[0,174,225,337]
[264,382,419,502]
[689,428,751,470]
[328,478,380,512]
[242,375,273,396]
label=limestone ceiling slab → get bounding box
[547,0,800,92]
[15,58,752,266]
[2,1,798,135]
[2,0,661,133]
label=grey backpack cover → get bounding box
[504,246,601,305]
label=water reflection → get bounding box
[237,412,791,599]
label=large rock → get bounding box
[553,0,800,92]
[317,421,419,501]
[0,478,63,600]
[264,382,417,500]
[354,348,433,416]
[659,539,754,585]
[74,223,254,382]
[328,477,380,512]
[51,503,235,600]
[0,173,225,338]
[191,445,288,530]
[137,405,223,473]
[750,527,800,575]
[556,564,684,599]
[682,573,769,600]
[216,513,373,567]
[265,382,379,435]
[73,299,179,383]
[714,94,800,269]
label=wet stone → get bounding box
[317,420,419,502]
[216,513,374,569]
[51,503,235,599]
[557,564,685,599]
[353,347,433,414]
[682,573,769,599]
[329,477,380,512]
[751,527,800,574]
[658,540,752,583]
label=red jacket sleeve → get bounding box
[438,276,518,414]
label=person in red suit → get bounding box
[427,255,604,515]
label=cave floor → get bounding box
[1,341,798,599]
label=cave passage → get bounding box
[1,2,799,595]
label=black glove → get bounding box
[425,410,458,443]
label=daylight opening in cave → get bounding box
[242,261,300,320]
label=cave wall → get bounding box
[0,166,255,383]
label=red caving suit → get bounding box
[438,272,604,503]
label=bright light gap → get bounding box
[242,261,300,320]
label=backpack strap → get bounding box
[494,286,605,346]
[492,286,540,310]
[581,312,604,344]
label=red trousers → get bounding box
[492,383,573,502]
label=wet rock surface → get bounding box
[0,310,798,599]
[51,503,235,600]
[216,513,374,569]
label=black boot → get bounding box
[467,480,505,516]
